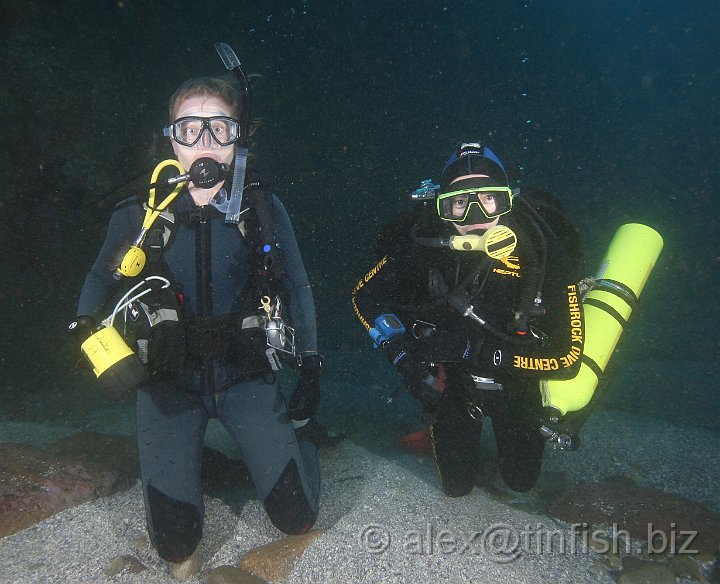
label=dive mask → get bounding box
[163,116,240,147]
[436,186,513,224]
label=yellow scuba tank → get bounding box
[539,223,663,416]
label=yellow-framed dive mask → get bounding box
[436,186,513,224]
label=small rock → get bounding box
[588,533,612,553]
[618,561,677,584]
[47,431,138,482]
[622,556,654,572]
[240,530,323,582]
[206,565,268,584]
[0,443,124,538]
[669,554,705,580]
[170,547,202,581]
[103,554,146,576]
[128,535,149,553]
[688,532,719,562]
[550,481,720,542]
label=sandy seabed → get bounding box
[0,407,718,584]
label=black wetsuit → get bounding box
[352,195,584,495]
[77,185,320,561]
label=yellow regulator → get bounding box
[449,225,517,258]
[540,223,664,416]
[115,159,186,278]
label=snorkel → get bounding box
[214,41,252,225]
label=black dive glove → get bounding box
[66,315,96,369]
[385,337,442,409]
[288,354,322,421]
[385,328,472,408]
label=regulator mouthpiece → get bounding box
[188,157,228,189]
[414,225,518,258]
[449,225,517,258]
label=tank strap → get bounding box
[592,278,638,308]
[579,353,603,379]
[583,298,628,329]
[581,278,637,330]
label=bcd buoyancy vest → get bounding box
[406,189,582,345]
[116,179,291,378]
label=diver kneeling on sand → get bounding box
[67,43,323,575]
[351,142,662,495]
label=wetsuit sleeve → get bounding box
[476,248,584,380]
[271,195,318,356]
[351,251,410,335]
[76,200,141,320]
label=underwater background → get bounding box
[0,0,718,448]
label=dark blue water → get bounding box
[0,0,718,434]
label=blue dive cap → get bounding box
[440,142,509,192]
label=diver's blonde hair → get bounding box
[168,76,243,121]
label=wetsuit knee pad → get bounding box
[430,424,479,498]
[146,484,203,562]
[263,459,318,535]
[440,476,475,498]
[497,461,541,493]
[496,440,544,493]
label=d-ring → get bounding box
[467,403,484,421]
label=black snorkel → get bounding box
[214,41,252,224]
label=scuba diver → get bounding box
[67,48,322,572]
[352,142,585,496]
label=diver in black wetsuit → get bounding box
[69,75,321,568]
[352,142,585,495]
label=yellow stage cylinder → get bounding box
[81,327,135,377]
[540,223,663,415]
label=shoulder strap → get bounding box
[143,206,176,267]
[242,179,285,292]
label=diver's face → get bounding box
[447,175,501,234]
[452,217,500,235]
[170,95,236,171]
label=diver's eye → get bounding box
[178,121,202,142]
[452,195,469,208]
[210,121,229,139]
